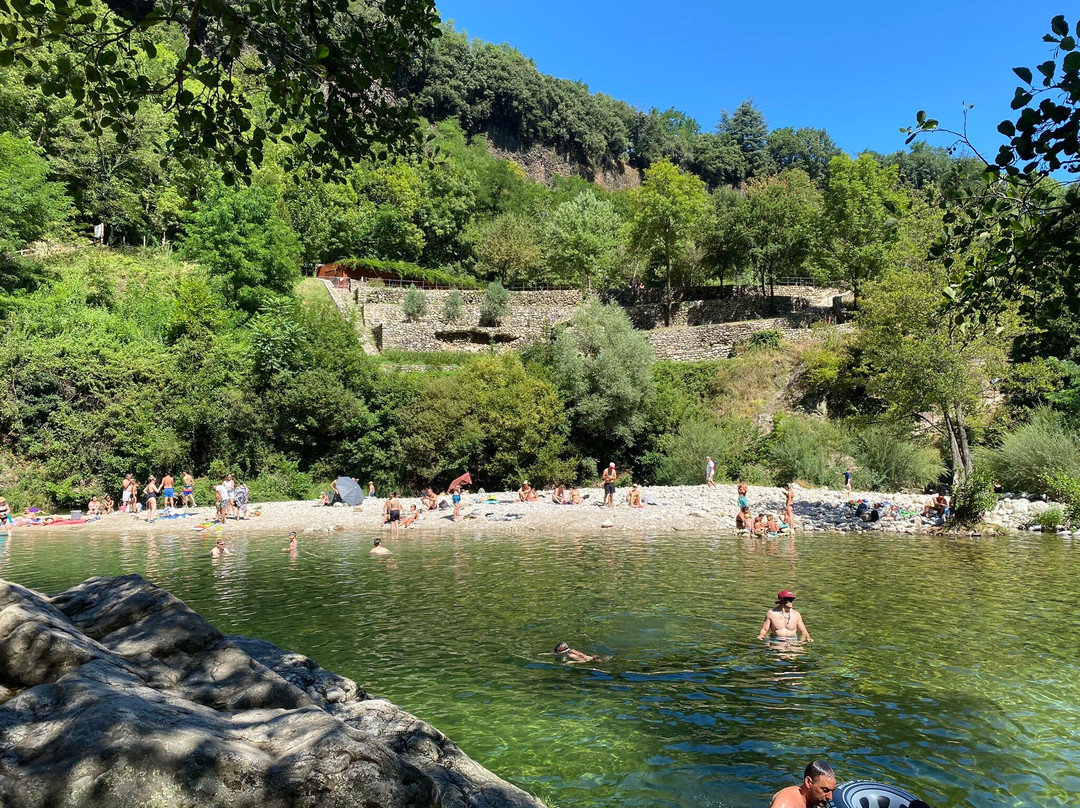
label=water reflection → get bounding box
[2,527,1080,808]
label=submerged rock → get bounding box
[0,575,545,808]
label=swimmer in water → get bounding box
[758,590,813,642]
[370,537,391,555]
[282,531,297,552]
[554,641,602,663]
[769,760,836,808]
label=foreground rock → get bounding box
[0,575,545,808]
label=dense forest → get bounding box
[1,3,1079,524]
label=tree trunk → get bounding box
[954,403,974,474]
[664,252,672,327]
[942,409,963,487]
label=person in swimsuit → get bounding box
[554,642,602,664]
[282,531,298,552]
[737,480,749,510]
[144,476,159,522]
[103,494,114,514]
[784,483,796,531]
[451,486,465,522]
[0,497,10,524]
[758,590,813,642]
[182,472,195,508]
[368,481,376,498]
[120,474,132,512]
[402,505,421,528]
[370,537,391,555]
[705,456,717,487]
[161,473,175,509]
[602,462,617,508]
[87,495,102,516]
[769,760,836,808]
[386,492,402,539]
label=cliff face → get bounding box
[0,575,546,808]
[482,133,642,191]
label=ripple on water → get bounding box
[3,527,1080,808]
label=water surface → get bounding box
[2,527,1079,808]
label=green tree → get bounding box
[544,192,624,290]
[708,169,822,298]
[767,127,841,185]
[441,289,465,322]
[718,100,775,178]
[182,184,301,313]
[906,15,1080,332]
[0,133,71,251]
[1,0,441,182]
[819,153,907,304]
[474,214,543,284]
[533,300,655,462]
[628,159,709,325]
[402,286,428,321]
[480,280,510,326]
[855,201,1016,480]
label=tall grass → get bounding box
[987,407,1080,494]
[848,424,944,492]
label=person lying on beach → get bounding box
[402,504,421,527]
[554,642,603,663]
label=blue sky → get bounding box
[433,0,1067,159]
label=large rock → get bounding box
[0,575,545,808]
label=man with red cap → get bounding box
[758,590,814,642]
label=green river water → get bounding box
[2,526,1079,807]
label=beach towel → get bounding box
[642,493,660,506]
[486,513,524,521]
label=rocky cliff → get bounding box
[0,575,546,808]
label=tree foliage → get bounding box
[0,132,71,250]
[0,0,441,181]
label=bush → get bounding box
[949,466,997,526]
[442,289,464,322]
[767,415,844,486]
[1044,470,1080,526]
[247,456,317,501]
[336,257,479,288]
[848,424,944,491]
[650,412,761,486]
[988,407,1080,494]
[479,280,510,326]
[731,328,782,356]
[1036,505,1065,531]
[402,285,427,320]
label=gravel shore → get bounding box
[20,484,1000,538]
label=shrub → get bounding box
[479,280,510,326]
[442,289,464,322]
[1036,505,1065,531]
[848,424,944,491]
[988,407,1080,494]
[336,257,479,288]
[650,412,761,486]
[730,328,782,356]
[402,285,427,320]
[247,456,317,501]
[949,466,997,526]
[767,415,844,486]
[1044,470,1080,526]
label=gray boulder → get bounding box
[0,574,545,808]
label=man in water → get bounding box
[370,538,391,555]
[602,462,617,508]
[554,642,601,663]
[210,539,230,558]
[769,760,836,808]
[758,590,814,642]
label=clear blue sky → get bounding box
[433,0,1067,158]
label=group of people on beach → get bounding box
[734,480,797,536]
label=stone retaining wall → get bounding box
[647,319,855,361]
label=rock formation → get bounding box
[0,575,546,808]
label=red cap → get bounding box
[776,590,796,602]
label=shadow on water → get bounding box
[3,527,1080,807]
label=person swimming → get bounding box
[554,641,604,663]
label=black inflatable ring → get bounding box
[833,780,919,808]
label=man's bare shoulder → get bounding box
[769,785,806,808]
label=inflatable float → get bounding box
[833,780,923,808]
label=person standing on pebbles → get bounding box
[602,462,617,508]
